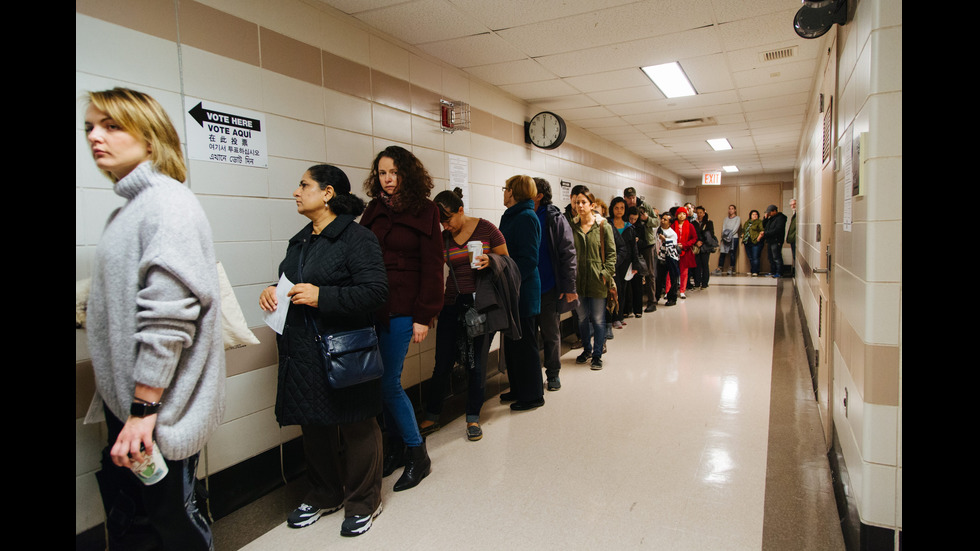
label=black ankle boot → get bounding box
[382,437,405,478]
[393,440,430,491]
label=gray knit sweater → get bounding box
[87,161,225,460]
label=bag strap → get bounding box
[444,234,462,304]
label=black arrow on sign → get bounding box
[188,102,262,132]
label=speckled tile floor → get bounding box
[213,278,843,550]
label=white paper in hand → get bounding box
[263,273,293,334]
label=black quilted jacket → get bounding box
[275,215,388,426]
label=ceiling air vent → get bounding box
[661,116,717,130]
[759,46,798,63]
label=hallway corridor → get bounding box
[214,278,843,550]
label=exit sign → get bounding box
[702,172,721,185]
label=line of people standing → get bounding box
[84,87,793,544]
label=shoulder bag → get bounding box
[299,235,383,389]
[446,236,488,338]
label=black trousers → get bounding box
[693,252,710,287]
[99,407,213,551]
[503,316,544,402]
[656,259,679,302]
[426,298,490,422]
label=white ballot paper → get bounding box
[263,273,293,334]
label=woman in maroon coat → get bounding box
[361,146,443,492]
[672,206,698,299]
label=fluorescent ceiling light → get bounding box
[723,165,739,172]
[641,62,696,98]
[707,138,732,151]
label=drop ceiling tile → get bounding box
[495,0,714,58]
[679,53,734,94]
[530,94,600,111]
[354,0,488,44]
[418,33,526,67]
[716,8,802,51]
[588,85,662,106]
[499,78,580,99]
[564,69,652,93]
[449,0,636,30]
[561,107,619,121]
[464,59,556,85]
[535,26,722,78]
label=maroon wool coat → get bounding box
[360,197,444,327]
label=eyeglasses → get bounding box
[501,187,510,192]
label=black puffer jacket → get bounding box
[275,215,388,426]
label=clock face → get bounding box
[527,111,566,150]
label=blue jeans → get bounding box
[576,297,607,358]
[745,241,763,274]
[377,315,423,447]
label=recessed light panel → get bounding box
[707,138,732,151]
[723,165,739,172]
[641,62,696,98]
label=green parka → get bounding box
[572,215,617,298]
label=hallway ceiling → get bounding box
[317,0,825,180]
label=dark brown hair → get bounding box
[434,187,464,222]
[363,145,433,214]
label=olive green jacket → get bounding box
[572,215,617,298]
[742,218,764,244]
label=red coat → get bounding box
[672,220,698,270]
[361,198,444,327]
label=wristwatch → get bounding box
[130,400,162,417]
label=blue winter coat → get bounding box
[499,199,541,318]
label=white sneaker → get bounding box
[341,503,382,537]
[288,503,343,528]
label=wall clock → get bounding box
[525,111,567,150]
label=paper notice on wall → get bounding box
[185,97,268,168]
[560,180,572,204]
[842,128,852,232]
[448,154,469,199]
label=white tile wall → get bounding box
[372,103,414,143]
[824,0,902,533]
[266,114,328,161]
[323,88,374,135]
[75,14,180,93]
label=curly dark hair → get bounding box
[363,145,434,214]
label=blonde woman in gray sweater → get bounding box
[84,88,224,550]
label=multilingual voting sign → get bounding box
[184,98,268,168]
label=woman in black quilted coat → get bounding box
[259,164,388,537]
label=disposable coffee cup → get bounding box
[467,241,483,269]
[130,441,169,485]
